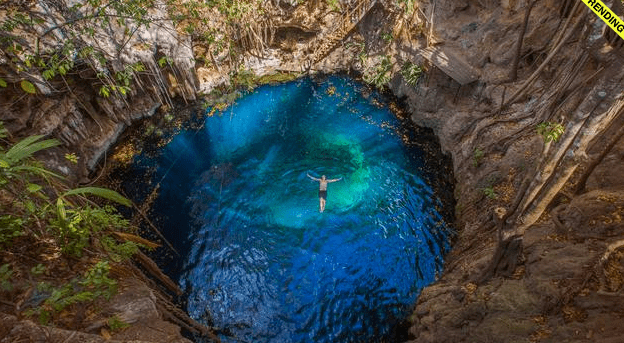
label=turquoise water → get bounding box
[126,76,452,342]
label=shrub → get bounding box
[364,55,392,89]
[536,122,565,143]
[473,148,484,167]
[400,61,423,86]
[483,186,497,199]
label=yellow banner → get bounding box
[581,0,624,40]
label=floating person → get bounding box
[307,173,342,213]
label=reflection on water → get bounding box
[128,76,452,342]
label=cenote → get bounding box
[120,75,454,342]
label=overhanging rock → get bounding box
[420,46,480,85]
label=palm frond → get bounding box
[12,165,63,179]
[4,136,61,165]
[62,187,132,207]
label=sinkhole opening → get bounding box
[116,75,455,343]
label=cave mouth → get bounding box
[122,75,454,342]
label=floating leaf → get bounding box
[20,80,36,94]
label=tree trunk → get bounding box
[573,117,624,194]
[480,86,624,283]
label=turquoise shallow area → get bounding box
[127,76,452,342]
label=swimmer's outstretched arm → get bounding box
[307,173,320,181]
[327,177,342,183]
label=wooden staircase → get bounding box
[308,0,377,66]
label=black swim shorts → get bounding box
[319,190,327,200]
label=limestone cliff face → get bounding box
[376,1,624,342]
[0,0,196,181]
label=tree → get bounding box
[0,0,158,96]
[479,16,624,281]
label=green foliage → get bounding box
[483,186,497,199]
[81,261,117,299]
[100,236,139,262]
[398,0,416,14]
[229,67,257,91]
[31,264,46,276]
[1,136,133,256]
[0,122,8,139]
[0,136,139,328]
[0,264,13,291]
[99,86,111,98]
[364,55,393,89]
[1,0,156,101]
[255,72,299,85]
[0,135,60,246]
[62,187,132,207]
[346,42,367,66]
[1,135,60,167]
[381,32,394,43]
[0,215,24,245]
[536,122,565,143]
[64,153,78,164]
[108,315,131,331]
[400,61,423,86]
[50,203,131,257]
[0,77,7,88]
[327,0,342,12]
[96,62,145,99]
[473,147,484,167]
[32,261,117,325]
[0,135,61,189]
[158,56,173,68]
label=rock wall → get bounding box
[372,1,624,342]
[2,0,624,341]
[1,278,193,343]
[0,0,196,182]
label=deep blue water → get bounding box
[124,76,452,342]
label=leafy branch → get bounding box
[536,122,565,143]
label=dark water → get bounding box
[123,76,452,342]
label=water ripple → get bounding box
[138,76,452,342]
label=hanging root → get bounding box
[134,251,182,296]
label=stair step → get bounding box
[311,0,375,65]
